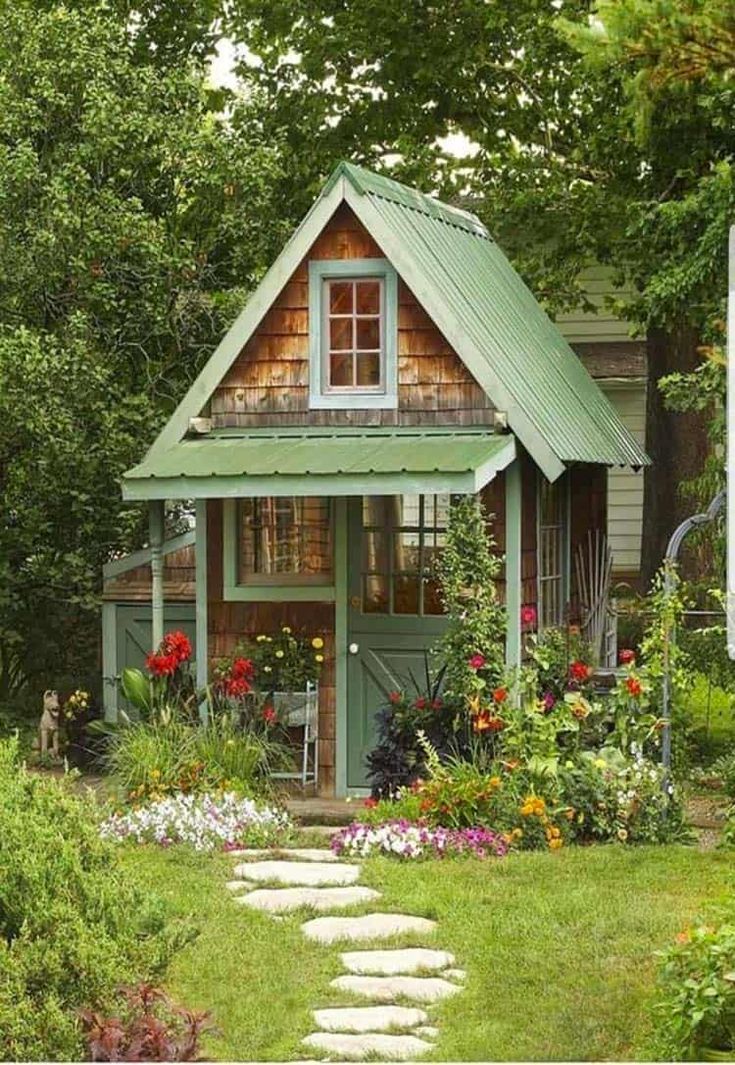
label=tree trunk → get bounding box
[641,325,710,588]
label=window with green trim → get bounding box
[238,497,332,585]
[361,494,449,615]
[308,258,398,409]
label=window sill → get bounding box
[308,391,398,411]
[223,583,336,603]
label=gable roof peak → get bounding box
[325,160,490,238]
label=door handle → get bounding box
[349,643,359,655]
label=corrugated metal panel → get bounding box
[125,428,512,481]
[339,163,649,470]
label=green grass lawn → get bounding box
[687,673,735,760]
[122,842,735,1061]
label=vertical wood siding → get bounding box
[599,383,646,578]
[211,204,494,427]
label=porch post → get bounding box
[195,499,208,723]
[505,458,522,667]
[149,499,165,652]
[334,497,348,797]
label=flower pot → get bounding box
[271,690,318,728]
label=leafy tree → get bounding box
[0,1,284,700]
[228,0,734,583]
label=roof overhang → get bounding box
[122,428,516,501]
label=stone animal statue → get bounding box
[39,689,61,757]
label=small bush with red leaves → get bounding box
[80,983,214,1062]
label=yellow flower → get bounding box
[594,758,607,769]
[150,769,160,779]
[226,739,235,747]
[549,837,563,851]
[275,650,284,659]
[282,626,292,634]
[489,775,502,788]
[256,634,267,642]
[312,636,324,649]
[315,654,324,663]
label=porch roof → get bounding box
[121,427,516,500]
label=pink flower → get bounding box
[521,605,537,626]
[469,654,486,670]
[619,649,636,665]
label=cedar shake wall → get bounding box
[211,204,494,428]
[102,544,195,602]
[206,500,337,795]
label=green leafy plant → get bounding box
[653,910,735,1059]
[0,736,189,1061]
[227,627,325,694]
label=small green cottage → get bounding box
[121,162,648,795]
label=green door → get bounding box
[346,495,449,789]
[115,604,196,715]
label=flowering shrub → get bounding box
[120,630,196,723]
[331,819,508,860]
[229,626,325,694]
[653,912,735,1059]
[100,791,291,851]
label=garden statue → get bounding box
[39,689,61,758]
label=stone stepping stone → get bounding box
[302,912,437,945]
[302,1032,432,1060]
[313,1005,427,1033]
[416,1025,439,1039]
[445,968,467,981]
[232,859,359,887]
[235,885,379,914]
[341,947,455,975]
[332,974,461,1003]
[228,847,339,863]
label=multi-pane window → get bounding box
[537,476,568,629]
[238,497,332,583]
[324,278,383,392]
[361,495,450,615]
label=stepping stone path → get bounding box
[226,837,466,1059]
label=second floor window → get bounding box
[326,278,384,391]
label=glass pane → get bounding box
[423,577,444,615]
[393,530,420,573]
[363,530,389,574]
[424,494,450,529]
[329,352,353,387]
[363,574,389,614]
[394,575,420,615]
[355,281,380,314]
[238,497,331,580]
[363,496,392,528]
[356,352,381,387]
[329,280,353,313]
[397,494,421,527]
[355,317,380,350]
[329,317,352,351]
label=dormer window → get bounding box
[308,258,397,409]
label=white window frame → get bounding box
[308,258,398,410]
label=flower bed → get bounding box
[331,819,508,860]
[100,792,291,852]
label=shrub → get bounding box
[106,716,292,802]
[653,912,735,1059]
[0,737,186,1061]
[80,983,213,1061]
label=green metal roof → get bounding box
[122,428,517,501]
[333,162,649,474]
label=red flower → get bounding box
[363,797,378,809]
[469,653,486,670]
[619,649,636,665]
[162,630,192,664]
[493,687,508,704]
[231,656,255,681]
[224,676,251,698]
[414,697,428,710]
[430,698,443,711]
[626,676,642,698]
[473,711,505,733]
[146,652,178,676]
[570,660,592,682]
[388,691,402,705]
[521,605,537,626]
[262,705,277,725]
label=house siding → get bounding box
[211,204,494,428]
[599,382,646,580]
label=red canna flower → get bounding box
[146,652,178,677]
[570,660,592,683]
[388,691,402,705]
[262,705,277,725]
[162,630,192,664]
[231,656,255,681]
[224,676,251,698]
[626,676,642,698]
[619,648,636,666]
[493,687,508,704]
[469,653,486,670]
[413,697,428,710]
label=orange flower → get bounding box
[493,687,508,704]
[626,676,642,697]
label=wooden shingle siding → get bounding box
[600,382,646,577]
[212,204,493,428]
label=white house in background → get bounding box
[556,266,647,587]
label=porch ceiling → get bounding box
[121,427,516,500]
